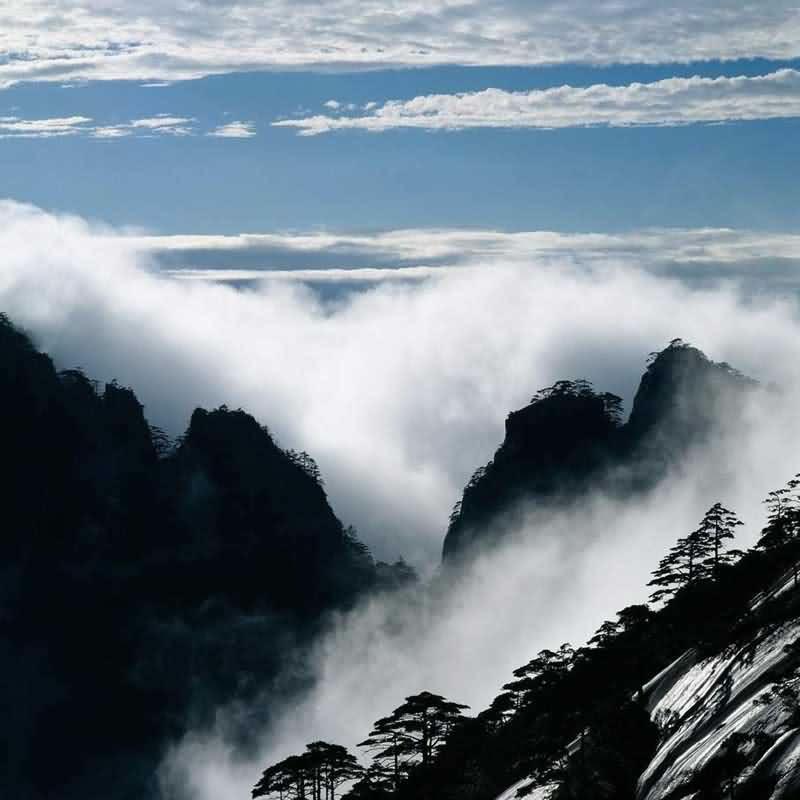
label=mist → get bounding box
[3,200,800,798]
[2,200,798,566]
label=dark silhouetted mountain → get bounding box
[443,340,756,561]
[0,313,388,800]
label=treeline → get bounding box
[254,475,800,800]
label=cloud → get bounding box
[207,120,256,139]
[90,125,134,139]
[1,2,800,87]
[3,199,800,570]
[129,115,195,136]
[0,114,92,138]
[123,226,800,295]
[273,69,800,135]
[0,113,255,140]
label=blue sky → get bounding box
[1,54,799,235]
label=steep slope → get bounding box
[0,313,383,800]
[484,561,800,800]
[444,340,754,561]
[637,573,800,800]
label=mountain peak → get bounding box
[443,341,755,562]
[626,338,755,444]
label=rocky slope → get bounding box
[637,570,800,800]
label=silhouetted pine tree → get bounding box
[358,692,469,790]
[648,530,709,603]
[758,481,800,550]
[253,742,362,800]
[700,502,744,577]
[649,503,743,602]
[500,644,575,711]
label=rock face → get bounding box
[637,566,800,800]
[443,340,755,561]
[0,313,379,800]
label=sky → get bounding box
[0,3,799,234]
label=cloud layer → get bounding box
[1,2,800,86]
[274,69,800,134]
[2,199,800,569]
[129,226,800,294]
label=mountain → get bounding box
[444,340,755,561]
[0,313,410,800]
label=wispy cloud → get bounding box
[126,227,800,291]
[128,115,195,136]
[0,113,253,140]
[207,121,256,139]
[274,69,800,135]
[1,2,799,86]
[0,115,92,138]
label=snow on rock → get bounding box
[638,618,800,800]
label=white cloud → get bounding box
[323,100,341,110]
[274,69,800,135]
[90,125,133,139]
[129,115,195,136]
[3,199,800,569]
[0,114,92,138]
[1,2,799,87]
[125,226,800,291]
[207,120,256,139]
[0,113,256,140]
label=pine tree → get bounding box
[648,529,710,603]
[648,503,743,603]
[700,502,744,577]
[358,691,468,790]
[758,483,799,550]
[501,643,574,709]
[253,742,363,800]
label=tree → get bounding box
[700,502,744,577]
[358,691,469,790]
[758,479,800,551]
[345,765,393,799]
[254,742,363,800]
[648,529,710,603]
[501,643,574,710]
[529,381,623,426]
[648,503,743,603]
[287,449,325,485]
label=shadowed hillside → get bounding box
[0,313,411,800]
